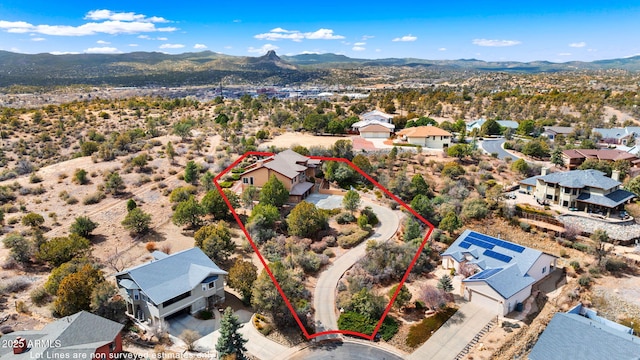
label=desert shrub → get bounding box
[519,222,531,232]
[578,275,592,287]
[310,241,328,254]
[30,286,51,306]
[146,242,157,252]
[336,212,356,224]
[83,191,105,205]
[322,235,337,247]
[604,258,628,272]
[572,242,590,252]
[338,228,370,249]
[219,181,233,188]
[0,276,31,294]
[323,248,335,257]
[294,251,323,273]
[196,310,213,320]
[569,261,581,271]
[361,206,379,225]
[30,173,43,184]
[16,300,29,313]
[406,307,457,348]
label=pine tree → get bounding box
[437,274,454,293]
[216,307,247,360]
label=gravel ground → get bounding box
[559,215,640,242]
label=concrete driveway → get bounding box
[480,138,520,161]
[407,302,496,360]
[168,313,218,338]
[305,193,344,209]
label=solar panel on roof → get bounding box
[468,267,502,280]
[470,232,525,253]
[483,249,512,263]
[465,237,495,250]
[459,241,471,249]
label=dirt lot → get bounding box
[259,132,351,149]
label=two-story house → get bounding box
[519,168,636,217]
[240,149,322,203]
[397,126,453,149]
[115,247,227,325]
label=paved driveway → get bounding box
[305,193,344,209]
[407,302,496,360]
[480,138,519,161]
[168,313,217,338]
[285,340,404,360]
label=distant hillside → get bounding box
[2,50,640,88]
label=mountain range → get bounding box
[1,50,640,88]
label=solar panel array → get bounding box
[459,241,471,249]
[464,237,495,250]
[468,231,525,253]
[483,249,513,263]
[468,267,502,280]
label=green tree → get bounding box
[286,201,328,238]
[352,154,373,174]
[130,153,148,171]
[437,274,454,293]
[126,199,137,212]
[591,229,612,267]
[626,175,640,196]
[74,168,89,185]
[480,119,502,136]
[194,222,235,263]
[517,120,535,136]
[70,216,98,238]
[441,162,466,179]
[578,158,612,176]
[446,144,472,160]
[252,262,308,326]
[216,307,248,360]
[173,121,193,140]
[248,203,280,229]
[45,257,94,294]
[259,175,289,208]
[410,194,434,222]
[347,288,386,319]
[511,158,529,175]
[410,174,431,198]
[184,161,198,183]
[165,141,176,163]
[80,141,99,156]
[104,171,126,195]
[388,284,412,309]
[331,139,354,160]
[201,189,239,220]
[22,212,45,229]
[3,232,32,263]
[53,264,104,317]
[172,196,205,229]
[403,217,422,242]
[241,186,260,209]
[90,281,126,323]
[342,190,361,213]
[550,148,564,167]
[38,234,91,267]
[227,259,258,304]
[121,207,152,236]
[521,139,550,158]
[461,198,489,221]
[169,185,197,203]
[439,211,462,235]
[200,171,216,191]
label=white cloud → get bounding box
[194,44,207,49]
[31,37,45,41]
[352,46,366,51]
[129,43,138,47]
[301,50,320,54]
[362,35,374,40]
[392,34,417,42]
[558,52,572,56]
[159,43,184,49]
[233,19,241,23]
[0,10,177,37]
[50,51,80,55]
[438,47,447,51]
[569,42,586,48]
[224,45,232,49]
[248,43,279,54]
[375,48,381,52]
[96,40,110,44]
[354,42,366,46]
[472,38,521,47]
[254,28,344,42]
[84,46,121,54]
[138,35,150,39]
[156,37,168,41]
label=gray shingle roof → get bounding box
[442,230,549,299]
[0,311,123,359]
[577,189,636,208]
[529,312,640,360]
[117,247,226,305]
[523,169,620,190]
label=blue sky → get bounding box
[1,0,639,62]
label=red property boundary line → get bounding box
[214,151,435,341]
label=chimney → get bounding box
[541,167,548,176]
[612,170,620,182]
[13,337,27,354]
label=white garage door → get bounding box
[360,132,388,138]
[470,290,501,314]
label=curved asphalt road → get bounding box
[313,200,400,339]
[286,340,404,360]
[480,138,520,161]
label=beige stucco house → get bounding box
[241,149,322,203]
[397,126,453,149]
[115,248,227,324]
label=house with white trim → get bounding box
[441,230,557,315]
[352,110,395,138]
[115,247,227,324]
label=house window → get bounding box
[208,281,215,289]
[109,342,116,352]
[564,187,570,194]
[563,201,568,207]
[133,290,139,301]
[542,266,546,274]
[141,293,147,302]
[243,177,254,185]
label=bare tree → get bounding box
[422,284,447,312]
[458,261,478,278]
[104,246,134,273]
[180,329,200,351]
